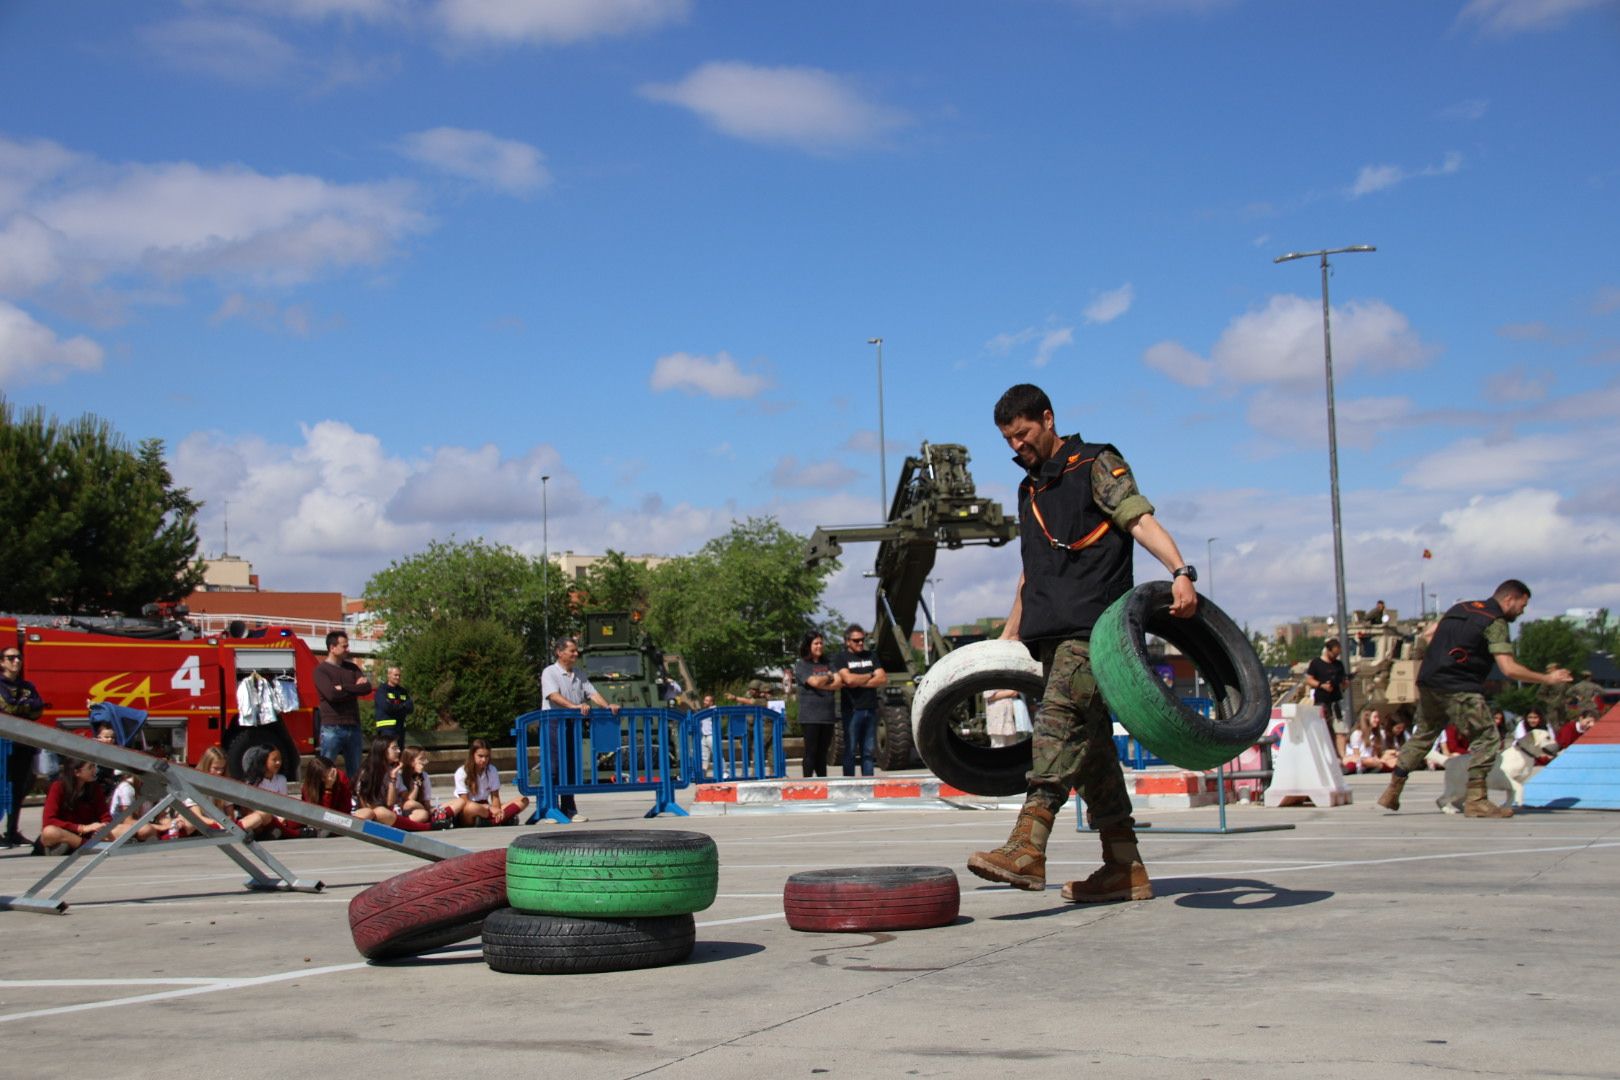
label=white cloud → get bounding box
[437,0,690,45]
[1437,98,1489,121]
[0,300,103,383]
[138,16,301,85]
[1142,340,1212,387]
[0,142,427,297]
[209,292,331,336]
[1082,283,1134,325]
[1484,367,1552,403]
[396,127,550,195]
[1457,0,1617,35]
[1401,428,1618,491]
[1154,294,1436,388]
[770,456,860,491]
[648,350,770,398]
[985,324,1076,368]
[640,62,910,154]
[1349,151,1463,198]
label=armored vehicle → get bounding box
[804,441,1018,768]
[576,611,694,709]
[1273,608,1427,723]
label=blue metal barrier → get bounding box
[680,706,786,784]
[512,708,687,824]
[0,738,12,817]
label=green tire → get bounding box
[505,830,718,918]
[1091,581,1272,771]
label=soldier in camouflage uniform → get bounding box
[968,384,1199,903]
[1377,580,1571,818]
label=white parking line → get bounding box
[0,963,368,1024]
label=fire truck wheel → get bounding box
[783,866,960,933]
[482,909,695,975]
[1090,581,1272,771]
[910,640,1045,796]
[348,848,507,961]
[505,830,718,918]
[224,723,300,783]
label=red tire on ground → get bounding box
[348,848,507,961]
[783,866,961,933]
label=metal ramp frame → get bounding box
[0,713,466,915]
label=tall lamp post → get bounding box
[541,474,551,651]
[1274,243,1376,727]
[1206,537,1218,601]
[868,337,888,519]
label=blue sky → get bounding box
[3,0,1618,638]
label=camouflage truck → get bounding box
[1272,608,1428,723]
[576,611,695,709]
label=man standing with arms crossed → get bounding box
[1377,580,1570,818]
[968,384,1198,903]
[833,625,886,777]
[314,630,371,778]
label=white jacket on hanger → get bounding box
[236,672,283,727]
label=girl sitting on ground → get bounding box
[1342,712,1394,774]
[236,746,301,839]
[298,755,354,837]
[394,746,436,822]
[108,770,167,842]
[173,746,232,835]
[37,758,111,854]
[355,737,429,830]
[449,739,528,827]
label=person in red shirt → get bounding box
[1557,711,1599,750]
[37,759,110,854]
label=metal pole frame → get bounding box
[869,337,887,517]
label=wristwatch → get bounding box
[1172,565,1198,583]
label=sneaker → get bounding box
[569,814,589,824]
[47,842,72,856]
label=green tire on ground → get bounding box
[1090,581,1272,771]
[505,830,718,918]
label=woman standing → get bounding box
[793,631,840,778]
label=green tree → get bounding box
[364,538,573,671]
[1513,618,1586,676]
[391,618,535,741]
[578,550,651,612]
[645,517,838,687]
[1287,635,1327,665]
[0,397,203,613]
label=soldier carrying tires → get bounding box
[968,383,1199,903]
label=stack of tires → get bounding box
[489,830,719,974]
[348,831,719,974]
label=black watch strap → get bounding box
[1172,565,1198,583]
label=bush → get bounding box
[394,619,536,743]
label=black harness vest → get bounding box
[1015,436,1134,643]
[1418,598,1505,694]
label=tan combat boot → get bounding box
[967,803,1055,890]
[1462,779,1514,819]
[1061,822,1153,903]
[1376,773,1407,811]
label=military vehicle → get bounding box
[804,441,1018,768]
[576,611,695,709]
[1272,608,1427,723]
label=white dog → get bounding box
[1436,729,1557,813]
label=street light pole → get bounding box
[1275,243,1376,728]
[542,474,551,651]
[868,337,888,519]
[1206,537,1218,601]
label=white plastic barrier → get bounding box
[1263,703,1352,808]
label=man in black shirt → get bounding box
[832,625,886,776]
[1305,639,1349,757]
[1,645,46,847]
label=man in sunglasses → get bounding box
[1,645,46,848]
[968,383,1198,903]
[833,625,886,777]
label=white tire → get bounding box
[910,640,1044,796]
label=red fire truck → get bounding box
[1,614,319,780]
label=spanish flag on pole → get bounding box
[1422,549,1432,560]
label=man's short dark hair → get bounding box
[325,630,348,649]
[554,636,580,656]
[993,384,1052,427]
[1324,638,1341,652]
[845,623,866,638]
[1493,579,1531,603]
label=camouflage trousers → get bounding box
[1395,687,1501,783]
[1026,638,1134,829]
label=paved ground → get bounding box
[2,770,1616,1079]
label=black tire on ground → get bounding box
[481,908,696,975]
[224,722,299,784]
[910,640,1046,796]
[348,848,507,961]
[875,704,918,770]
[1090,581,1272,771]
[505,830,719,918]
[783,866,960,933]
